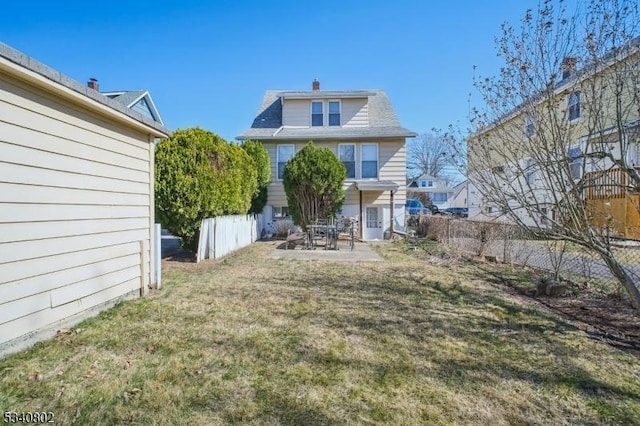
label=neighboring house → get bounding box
[448,180,468,208]
[102,85,164,125]
[0,42,170,357]
[407,174,455,209]
[237,80,416,240]
[468,39,640,237]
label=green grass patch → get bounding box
[1,242,639,424]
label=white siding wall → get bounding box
[281,98,369,128]
[282,99,309,127]
[0,73,154,351]
[342,98,368,127]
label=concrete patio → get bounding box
[267,240,383,262]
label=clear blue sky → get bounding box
[0,0,568,142]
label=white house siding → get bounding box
[0,63,165,354]
[282,99,309,127]
[342,98,368,127]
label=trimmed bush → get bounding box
[283,142,346,230]
[155,128,257,250]
[241,140,270,214]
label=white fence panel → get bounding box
[196,215,258,262]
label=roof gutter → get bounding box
[0,43,170,138]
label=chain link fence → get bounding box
[407,215,640,286]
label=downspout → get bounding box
[359,190,363,240]
[389,189,394,239]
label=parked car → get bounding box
[406,199,439,215]
[444,207,469,218]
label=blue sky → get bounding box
[0,0,568,142]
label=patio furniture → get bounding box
[307,221,338,250]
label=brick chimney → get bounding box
[87,78,99,91]
[312,78,320,91]
[561,57,577,80]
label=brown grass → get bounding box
[1,241,639,425]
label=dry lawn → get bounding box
[1,241,639,425]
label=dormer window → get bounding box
[328,101,341,126]
[311,101,323,126]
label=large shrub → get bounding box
[241,140,270,214]
[283,142,346,229]
[155,128,257,250]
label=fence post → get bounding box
[154,223,161,289]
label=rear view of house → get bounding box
[0,43,170,356]
[238,80,416,240]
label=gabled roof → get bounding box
[102,90,164,125]
[472,36,640,138]
[237,89,416,140]
[451,180,468,198]
[0,42,169,137]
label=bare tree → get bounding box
[464,0,640,310]
[406,133,453,178]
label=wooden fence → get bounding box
[196,214,263,262]
[584,167,640,239]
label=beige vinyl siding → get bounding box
[282,99,310,127]
[0,71,154,349]
[379,140,406,203]
[342,98,368,127]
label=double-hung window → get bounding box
[311,101,323,126]
[277,145,295,180]
[339,144,355,179]
[568,146,582,179]
[525,158,536,185]
[525,116,535,137]
[328,101,341,126]
[568,92,581,121]
[273,206,290,219]
[361,144,378,179]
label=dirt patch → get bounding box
[478,264,640,357]
[533,291,640,357]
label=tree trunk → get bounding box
[599,250,640,311]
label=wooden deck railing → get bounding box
[584,166,640,199]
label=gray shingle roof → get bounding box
[0,42,170,136]
[237,89,416,140]
[104,90,146,107]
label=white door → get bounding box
[363,206,383,240]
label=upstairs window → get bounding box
[328,101,341,126]
[568,92,581,121]
[525,116,535,137]
[311,101,323,126]
[361,144,378,179]
[339,144,355,179]
[277,144,295,180]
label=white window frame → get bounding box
[273,206,290,219]
[338,143,356,179]
[525,158,536,185]
[311,101,323,127]
[525,115,535,137]
[360,143,379,179]
[277,144,295,180]
[328,100,341,127]
[568,146,582,180]
[567,92,581,122]
[432,192,448,203]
